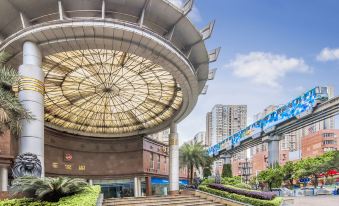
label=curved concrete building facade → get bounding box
[0,0,219,196]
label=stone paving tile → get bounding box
[283,196,339,206]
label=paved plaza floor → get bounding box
[283,196,339,206]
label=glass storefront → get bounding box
[94,177,187,198]
[151,177,188,196]
[94,178,146,198]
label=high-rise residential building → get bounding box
[194,131,207,146]
[208,104,247,146]
[207,104,247,175]
[253,105,279,122]
[223,105,247,137]
[206,112,213,146]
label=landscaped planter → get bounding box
[208,183,277,200]
[199,185,283,206]
[0,186,101,206]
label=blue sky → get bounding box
[171,0,339,143]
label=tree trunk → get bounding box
[187,166,190,184]
[314,175,318,188]
[190,165,194,185]
[289,179,294,188]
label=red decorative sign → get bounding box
[65,153,72,161]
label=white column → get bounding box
[18,41,45,176]
[169,123,179,195]
[88,179,93,186]
[134,177,138,197]
[0,167,8,191]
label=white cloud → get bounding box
[317,47,339,61]
[168,0,202,23]
[225,52,310,88]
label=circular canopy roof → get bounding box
[0,0,216,137]
[44,49,182,134]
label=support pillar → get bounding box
[145,176,152,196]
[264,135,281,167]
[133,177,141,197]
[18,41,45,176]
[88,179,93,186]
[222,154,231,165]
[0,166,8,191]
[169,123,179,195]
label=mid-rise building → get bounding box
[148,129,170,145]
[301,129,339,158]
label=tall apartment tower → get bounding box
[206,112,213,146]
[208,104,247,146]
[223,105,247,137]
[207,104,247,175]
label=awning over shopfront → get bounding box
[151,177,188,185]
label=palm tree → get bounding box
[0,51,30,135]
[11,176,89,202]
[179,140,209,184]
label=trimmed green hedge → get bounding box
[0,186,100,206]
[199,185,282,206]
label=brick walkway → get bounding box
[283,196,339,206]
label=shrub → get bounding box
[201,177,215,185]
[208,183,276,200]
[0,186,100,206]
[199,185,282,206]
[233,182,252,190]
[11,176,89,202]
[221,176,251,189]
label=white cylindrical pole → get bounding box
[169,123,179,195]
[0,167,8,191]
[134,177,138,197]
[18,41,45,176]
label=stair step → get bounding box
[104,196,200,204]
[105,195,192,202]
[104,199,211,206]
[103,194,223,206]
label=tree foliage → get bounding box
[257,165,283,191]
[256,151,339,189]
[282,161,295,187]
[294,151,338,187]
[0,51,30,135]
[179,140,211,184]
